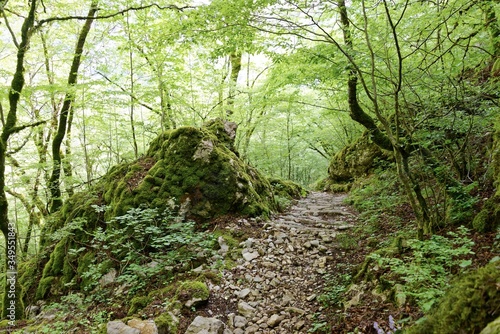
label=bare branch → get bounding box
[0,6,20,48]
[36,4,194,28]
[96,71,157,113]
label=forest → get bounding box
[0,0,499,333]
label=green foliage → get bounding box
[84,206,216,294]
[318,272,352,308]
[407,262,500,334]
[348,167,404,225]
[368,226,475,312]
[128,296,152,315]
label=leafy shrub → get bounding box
[368,226,474,312]
[318,272,352,308]
[407,262,500,334]
[80,206,216,294]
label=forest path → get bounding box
[192,192,358,334]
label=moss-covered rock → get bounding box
[407,262,500,334]
[155,311,179,334]
[175,281,209,309]
[128,296,152,315]
[480,316,500,334]
[323,131,392,192]
[269,178,307,199]
[35,277,55,300]
[105,118,275,220]
[35,119,277,299]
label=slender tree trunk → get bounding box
[49,0,99,213]
[226,52,242,118]
[338,0,432,237]
[1,0,38,321]
[126,13,139,158]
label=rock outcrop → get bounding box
[27,119,280,299]
[322,131,391,192]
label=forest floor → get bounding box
[8,191,496,333]
[178,191,416,333]
[183,191,497,333]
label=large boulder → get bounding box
[321,131,391,192]
[29,119,278,299]
[43,119,276,236]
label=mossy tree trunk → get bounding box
[1,0,38,320]
[49,0,99,213]
[338,0,432,237]
[226,52,242,118]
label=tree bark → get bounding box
[226,52,242,118]
[49,0,99,213]
[1,0,38,321]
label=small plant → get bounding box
[80,205,217,294]
[318,272,352,307]
[368,226,474,311]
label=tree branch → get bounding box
[36,4,194,28]
[7,120,46,136]
[96,71,157,113]
[0,6,20,48]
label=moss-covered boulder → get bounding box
[407,262,500,334]
[31,119,277,300]
[47,119,276,233]
[322,131,392,192]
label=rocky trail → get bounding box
[184,192,358,334]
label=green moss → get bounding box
[62,257,75,285]
[35,276,55,300]
[77,251,95,290]
[407,262,500,334]
[481,316,500,334]
[128,296,152,315]
[32,120,278,300]
[472,210,490,232]
[19,256,41,301]
[0,320,10,328]
[50,240,67,276]
[175,281,209,308]
[326,131,392,190]
[472,197,500,232]
[269,178,307,199]
[155,311,178,333]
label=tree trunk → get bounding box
[226,52,242,118]
[338,0,432,237]
[1,0,38,321]
[49,0,99,213]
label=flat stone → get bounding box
[185,316,225,334]
[243,251,260,262]
[236,288,251,299]
[295,320,306,330]
[306,294,317,301]
[127,318,158,334]
[234,315,248,328]
[107,321,141,334]
[238,301,256,317]
[266,314,284,328]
